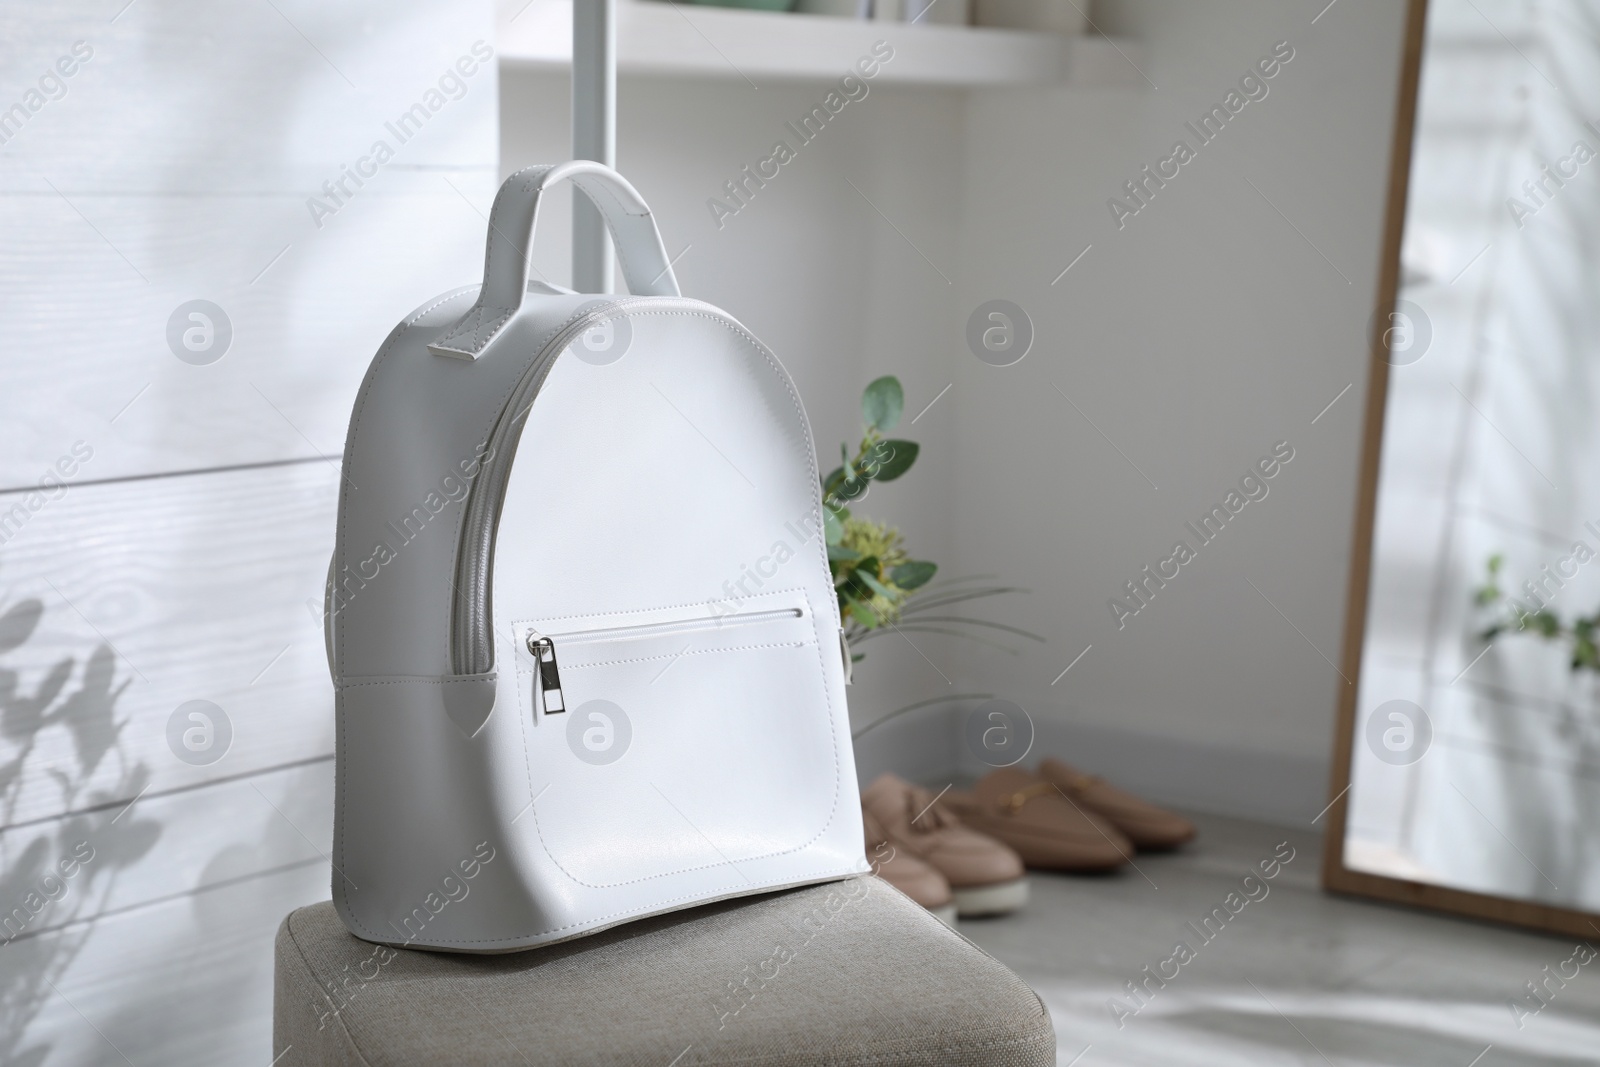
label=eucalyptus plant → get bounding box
[822,377,932,630]
[824,376,1041,660]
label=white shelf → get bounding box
[497,0,1145,88]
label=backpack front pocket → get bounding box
[511,589,843,889]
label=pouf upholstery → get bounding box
[273,876,1054,1065]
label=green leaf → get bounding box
[1535,612,1561,638]
[891,561,938,590]
[869,440,919,482]
[844,557,883,597]
[828,543,862,562]
[824,506,849,547]
[848,600,879,628]
[861,376,904,433]
[1487,553,1503,575]
[859,570,897,600]
[830,469,871,503]
[855,440,888,479]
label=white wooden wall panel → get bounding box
[1,862,328,1067]
[0,463,339,827]
[3,3,496,186]
[0,0,498,483]
[0,759,333,948]
[0,185,494,485]
[1,2,496,1062]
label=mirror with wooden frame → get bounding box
[1325,0,1600,937]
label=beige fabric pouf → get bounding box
[274,876,1054,1066]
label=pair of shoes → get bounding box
[862,774,1028,919]
[945,762,1196,872]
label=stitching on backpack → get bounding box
[560,640,807,669]
[575,172,652,217]
[436,304,515,354]
[511,587,807,627]
[337,676,487,689]
[513,659,531,731]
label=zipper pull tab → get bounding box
[526,631,566,715]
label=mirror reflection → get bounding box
[1346,0,1600,913]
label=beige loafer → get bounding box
[1039,757,1197,851]
[863,809,957,925]
[861,773,1028,917]
[947,767,1133,872]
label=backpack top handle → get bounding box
[429,161,680,361]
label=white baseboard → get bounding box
[852,698,1330,827]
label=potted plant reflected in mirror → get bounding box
[1476,553,1600,672]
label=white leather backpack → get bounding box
[324,162,866,952]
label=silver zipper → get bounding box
[525,632,566,715]
[523,607,803,718]
[449,297,717,679]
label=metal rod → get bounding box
[572,0,616,294]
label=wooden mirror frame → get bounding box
[1320,0,1600,939]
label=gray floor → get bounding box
[957,812,1600,1067]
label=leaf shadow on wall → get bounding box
[0,591,163,1067]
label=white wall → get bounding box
[946,0,1410,821]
